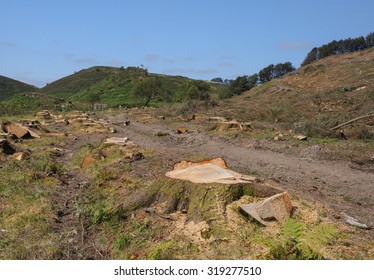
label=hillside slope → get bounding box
[40,66,226,107]
[221,47,374,138]
[40,66,147,100]
[0,75,38,101]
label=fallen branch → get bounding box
[92,240,104,259]
[330,114,374,130]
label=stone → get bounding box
[239,192,293,226]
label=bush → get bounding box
[176,80,211,101]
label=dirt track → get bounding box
[108,116,374,229]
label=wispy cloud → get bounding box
[144,54,159,63]
[279,40,312,50]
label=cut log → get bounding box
[35,111,52,119]
[239,192,293,226]
[1,120,40,139]
[21,120,50,133]
[209,116,229,122]
[104,137,134,146]
[216,121,252,132]
[150,179,250,223]
[330,114,374,130]
[294,135,307,141]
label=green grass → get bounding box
[303,137,339,145]
[148,240,176,260]
[113,234,131,251]
[0,95,48,115]
[252,132,274,140]
[0,150,62,259]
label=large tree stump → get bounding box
[150,179,253,223]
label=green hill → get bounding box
[41,66,227,107]
[1,66,227,114]
[0,75,38,101]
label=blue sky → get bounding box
[1,0,373,87]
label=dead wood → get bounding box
[330,114,374,130]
